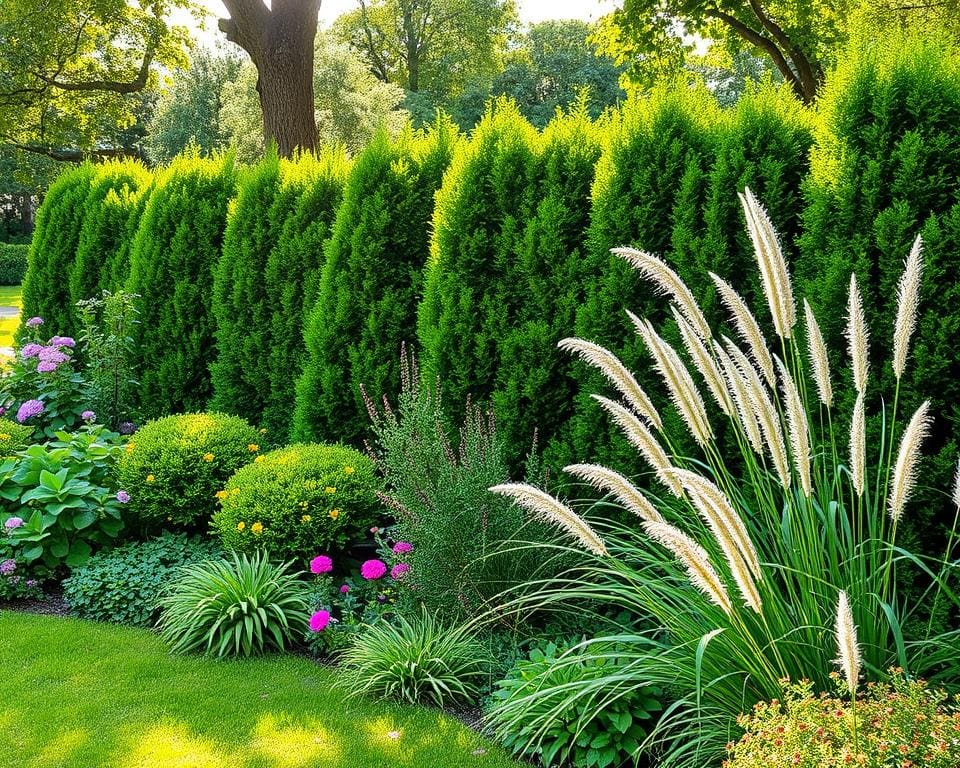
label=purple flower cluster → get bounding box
[0,559,15,575]
[116,490,130,504]
[16,399,43,423]
[20,343,42,359]
[4,516,23,530]
[25,316,43,328]
[48,336,76,348]
[81,410,96,422]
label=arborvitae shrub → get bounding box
[564,87,721,472]
[293,123,456,445]
[0,244,28,285]
[19,164,96,339]
[263,149,349,442]
[126,154,236,417]
[419,102,601,470]
[71,160,150,306]
[799,33,960,547]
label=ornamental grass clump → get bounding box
[489,188,960,768]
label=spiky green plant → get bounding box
[157,551,308,658]
[489,189,960,768]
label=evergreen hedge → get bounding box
[19,163,96,338]
[293,123,456,445]
[0,244,28,285]
[126,154,236,417]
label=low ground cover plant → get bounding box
[0,556,42,600]
[0,419,35,453]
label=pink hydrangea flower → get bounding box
[390,562,410,580]
[36,361,58,373]
[392,541,413,555]
[309,610,331,632]
[339,584,350,594]
[81,410,96,422]
[360,559,387,580]
[20,343,42,359]
[310,555,333,574]
[4,517,23,529]
[16,400,43,423]
[116,490,130,503]
[25,317,43,328]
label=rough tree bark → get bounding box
[219,0,320,157]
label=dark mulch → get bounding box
[2,587,70,617]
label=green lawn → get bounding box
[0,284,22,352]
[0,612,523,768]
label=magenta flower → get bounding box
[339,584,350,594]
[25,316,43,327]
[4,517,23,529]
[309,610,331,632]
[390,562,410,580]
[116,490,130,503]
[20,343,42,359]
[48,336,76,348]
[310,554,333,574]
[360,559,387,580]
[0,559,15,575]
[392,541,413,555]
[81,410,96,422]
[16,399,43,423]
[36,361,58,373]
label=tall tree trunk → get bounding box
[219,0,320,157]
[403,4,421,92]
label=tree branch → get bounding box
[744,0,820,97]
[35,37,157,94]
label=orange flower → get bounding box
[329,508,340,520]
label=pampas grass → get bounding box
[803,298,833,408]
[850,393,866,498]
[835,591,861,696]
[893,235,923,380]
[846,274,870,395]
[564,463,664,524]
[888,400,932,525]
[673,308,733,417]
[711,272,776,386]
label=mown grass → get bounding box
[0,611,522,768]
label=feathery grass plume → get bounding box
[953,457,960,509]
[724,337,791,488]
[671,468,762,579]
[564,463,665,524]
[627,311,713,446]
[892,235,924,380]
[739,187,796,339]
[775,356,812,497]
[558,338,662,430]
[714,342,764,455]
[888,400,932,524]
[850,393,866,497]
[614,247,712,340]
[591,394,683,496]
[803,299,833,408]
[710,272,776,386]
[835,591,861,696]
[489,484,607,556]
[642,520,732,615]
[845,274,869,395]
[672,307,733,417]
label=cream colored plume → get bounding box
[489,484,607,556]
[613,247,712,340]
[803,299,833,408]
[672,307,733,417]
[953,457,960,509]
[628,311,713,446]
[775,356,812,497]
[739,187,796,339]
[835,591,861,696]
[845,274,869,395]
[564,463,665,524]
[591,394,683,496]
[850,393,866,497]
[888,400,932,525]
[642,520,732,615]
[715,342,764,455]
[710,272,776,386]
[893,235,923,380]
[724,338,791,488]
[558,338,662,430]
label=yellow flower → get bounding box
[254,455,265,463]
[247,444,259,452]
[324,486,336,494]
[216,490,229,501]
[125,443,135,454]
[236,521,246,531]
[329,508,340,520]
[251,521,264,535]
[298,500,309,509]
[343,465,355,475]
[259,428,267,435]
[0,434,10,441]
[301,514,312,523]
[146,474,155,483]
[202,453,214,462]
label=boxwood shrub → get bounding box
[0,418,34,453]
[0,244,28,285]
[115,413,261,535]
[212,443,381,565]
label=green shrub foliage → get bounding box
[63,533,222,626]
[0,244,28,285]
[799,33,960,544]
[0,419,34,453]
[126,154,235,416]
[419,102,600,470]
[212,443,381,565]
[71,160,149,306]
[115,412,260,535]
[19,164,96,339]
[293,123,455,445]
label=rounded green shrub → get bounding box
[62,533,222,626]
[115,412,260,534]
[126,154,236,417]
[0,418,34,453]
[19,163,96,340]
[212,443,381,565]
[0,243,28,285]
[292,122,456,446]
[71,160,150,306]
